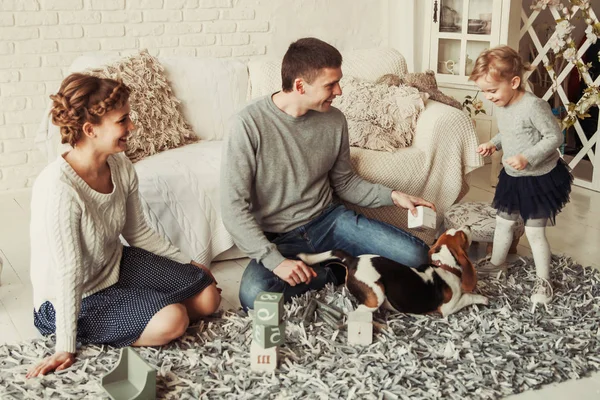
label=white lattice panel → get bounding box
[520,3,600,191]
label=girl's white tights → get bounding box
[524,225,551,280]
[490,216,516,266]
[491,215,551,280]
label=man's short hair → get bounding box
[281,37,343,92]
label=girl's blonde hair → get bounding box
[50,73,131,147]
[469,45,532,88]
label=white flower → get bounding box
[555,20,574,38]
[563,47,577,62]
[548,36,566,53]
[585,25,598,44]
[531,0,561,11]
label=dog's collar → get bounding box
[431,260,462,278]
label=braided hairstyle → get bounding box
[50,73,131,147]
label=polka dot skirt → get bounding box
[33,246,214,348]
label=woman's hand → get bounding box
[27,351,75,378]
[391,191,436,217]
[190,261,222,293]
[477,142,497,157]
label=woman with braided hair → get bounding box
[27,73,221,378]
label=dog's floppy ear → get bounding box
[455,248,476,292]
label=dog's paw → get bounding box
[477,295,489,306]
[296,253,307,262]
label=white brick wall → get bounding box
[0,0,395,192]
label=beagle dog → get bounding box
[297,226,488,317]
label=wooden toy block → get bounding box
[252,319,285,348]
[347,311,373,346]
[250,341,279,373]
[407,206,437,230]
[253,292,284,326]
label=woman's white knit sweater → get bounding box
[30,152,190,353]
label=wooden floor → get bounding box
[1,164,599,398]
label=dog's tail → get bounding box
[297,249,354,266]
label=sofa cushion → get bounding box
[89,49,198,163]
[248,47,408,99]
[158,56,249,141]
[332,76,425,152]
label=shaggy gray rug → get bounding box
[1,256,599,400]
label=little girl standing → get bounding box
[469,46,573,306]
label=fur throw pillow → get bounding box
[332,76,426,152]
[89,49,198,163]
[377,70,462,110]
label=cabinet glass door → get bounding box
[466,0,493,35]
[439,0,463,33]
[465,40,491,75]
[432,0,500,83]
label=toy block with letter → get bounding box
[347,311,373,346]
[250,341,279,373]
[407,206,437,230]
[252,319,285,348]
[253,292,284,326]
[250,291,285,373]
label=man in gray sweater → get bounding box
[221,38,436,310]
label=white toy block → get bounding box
[407,206,437,230]
[250,341,279,372]
[347,311,373,346]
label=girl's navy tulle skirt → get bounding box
[492,159,573,225]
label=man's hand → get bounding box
[273,259,317,286]
[504,154,528,170]
[477,142,497,157]
[391,191,436,217]
[190,261,221,293]
[27,351,75,378]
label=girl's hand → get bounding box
[505,154,529,170]
[190,261,222,293]
[27,351,75,378]
[477,142,496,157]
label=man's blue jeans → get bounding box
[238,203,430,310]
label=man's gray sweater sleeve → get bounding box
[220,117,285,271]
[328,118,394,207]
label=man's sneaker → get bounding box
[476,256,508,278]
[530,277,553,305]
